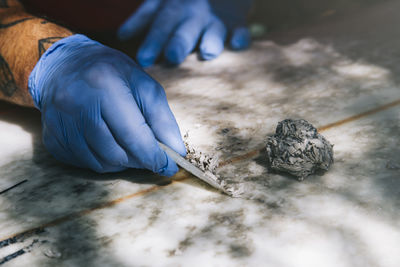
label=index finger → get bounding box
[130,71,187,158]
[100,78,178,176]
[117,0,162,40]
[136,4,182,67]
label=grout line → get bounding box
[219,150,260,167]
[1,98,400,243]
[317,99,400,132]
[0,175,188,244]
[222,98,400,165]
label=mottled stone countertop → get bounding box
[1,1,400,266]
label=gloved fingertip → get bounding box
[200,52,218,61]
[155,130,187,158]
[158,166,179,177]
[168,138,186,157]
[178,144,187,158]
[200,44,218,60]
[165,43,186,65]
[117,153,130,166]
[137,48,157,67]
[137,55,156,67]
[200,42,223,60]
[230,27,251,51]
[157,153,179,177]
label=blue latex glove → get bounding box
[29,34,186,175]
[117,0,252,67]
[210,0,252,50]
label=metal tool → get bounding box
[158,142,233,196]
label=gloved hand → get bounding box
[29,34,186,176]
[210,0,252,49]
[117,0,252,67]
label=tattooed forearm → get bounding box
[38,36,64,59]
[0,16,33,28]
[0,54,17,96]
[0,0,72,106]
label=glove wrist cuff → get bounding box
[28,34,96,110]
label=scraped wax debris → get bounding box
[184,134,245,197]
[184,139,219,174]
[265,119,334,180]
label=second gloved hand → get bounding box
[29,34,186,175]
[117,0,252,67]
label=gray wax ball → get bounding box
[266,119,334,180]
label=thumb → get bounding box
[157,151,179,177]
[229,26,251,50]
[117,0,162,41]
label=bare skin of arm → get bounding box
[0,0,72,107]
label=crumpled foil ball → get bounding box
[266,119,334,180]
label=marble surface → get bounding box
[1,1,400,266]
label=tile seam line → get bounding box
[1,97,400,242]
[221,98,400,166]
[317,98,400,132]
[0,177,186,243]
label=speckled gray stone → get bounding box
[266,119,334,180]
